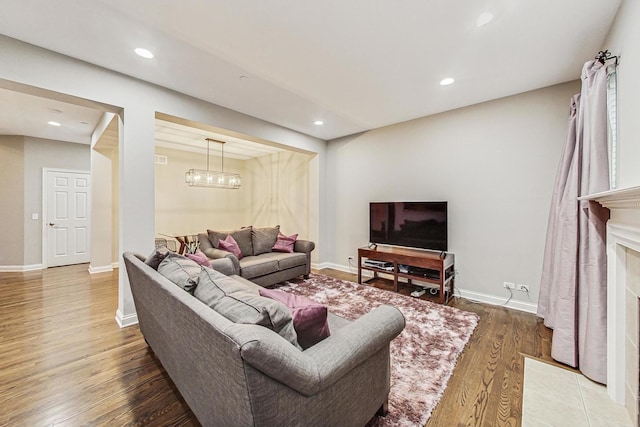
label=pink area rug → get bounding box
[275,274,479,427]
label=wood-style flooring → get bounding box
[0,264,558,426]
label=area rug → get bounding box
[275,274,479,427]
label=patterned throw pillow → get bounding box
[185,250,211,267]
[218,234,243,259]
[259,287,330,349]
[272,232,298,253]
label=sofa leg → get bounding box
[376,398,389,417]
[303,274,310,279]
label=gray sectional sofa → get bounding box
[198,226,315,287]
[123,250,405,427]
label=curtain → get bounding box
[538,60,610,384]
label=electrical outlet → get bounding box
[503,281,515,289]
[348,256,354,260]
[517,284,529,292]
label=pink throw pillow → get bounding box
[259,288,330,349]
[272,232,298,253]
[185,250,211,267]
[218,234,243,259]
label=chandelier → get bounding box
[185,138,242,189]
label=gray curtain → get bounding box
[538,59,610,384]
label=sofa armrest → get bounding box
[294,239,315,254]
[233,304,405,396]
[198,233,240,273]
[208,257,238,276]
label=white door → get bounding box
[45,170,91,267]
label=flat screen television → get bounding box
[369,201,448,252]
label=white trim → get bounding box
[605,222,640,405]
[580,185,640,209]
[115,309,138,328]
[457,288,538,313]
[42,167,92,269]
[112,262,120,269]
[88,264,113,274]
[0,264,43,272]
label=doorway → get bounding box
[43,168,91,267]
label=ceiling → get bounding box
[0,0,622,144]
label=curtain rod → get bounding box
[595,50,620,66]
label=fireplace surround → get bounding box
[584,186,640,426]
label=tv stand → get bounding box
[358,246,455,304]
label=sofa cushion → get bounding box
[218,234,243,259]
[239,256,279,279]
[208,227,253,257]
[255,252,307,270]
[185,250,211,267]
[272,232,298,253]
[157,252,201,294]
[259,288,330,349]
[145,246,171,270]
[252,226,280,256]
[195,268,300,348]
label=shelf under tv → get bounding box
[357,245,455,304]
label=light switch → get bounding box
[31,213,39,220]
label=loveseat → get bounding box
[198,225,315,287]
[123,250,405,427]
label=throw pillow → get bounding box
[157,252,201,294]
[272,232,298,253]
[259,288,330,349]
[145,246,171,270]
[252,225,280,255]
[218,234,243,259]
[207,227,253,257]
[195,268,300,348]
[185,250,211,267]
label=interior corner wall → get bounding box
[603,0,640,189]
[0,136,25,267]
[154,146,247,236]
[326,80,581,307]
[245,151,311,240]
[90,147,113,270]
[23,137,90,266]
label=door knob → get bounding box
[48,222,56,227]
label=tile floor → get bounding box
[523,358,634,427]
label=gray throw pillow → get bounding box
[207,227,253,257]
[252,225,280,255]
[157,252,201,294]
[195,268,300,349]
[145,246,171,270]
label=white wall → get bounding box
[154,146,247,235]
[326,81,581,309]
[0,136,25,267]
[603,0,640,188]
[245,151,313,240]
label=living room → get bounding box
[1,0,639,425]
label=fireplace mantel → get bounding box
[580,185,640,209]
[582,186,640,421]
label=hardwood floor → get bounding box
[0,265,558,426]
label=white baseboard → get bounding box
[88,264,113,274]
[315,262,538,314]
[0,264,44,272]
[112,262,119,269]
[115,309,139,328]
[457,288,538,313]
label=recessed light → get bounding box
[440,78,455,86]
[314,120,324,126]
[134,48,154,59]
[476,12,494,27]
[48,121,61,126]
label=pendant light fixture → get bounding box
[185,138,242,189]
